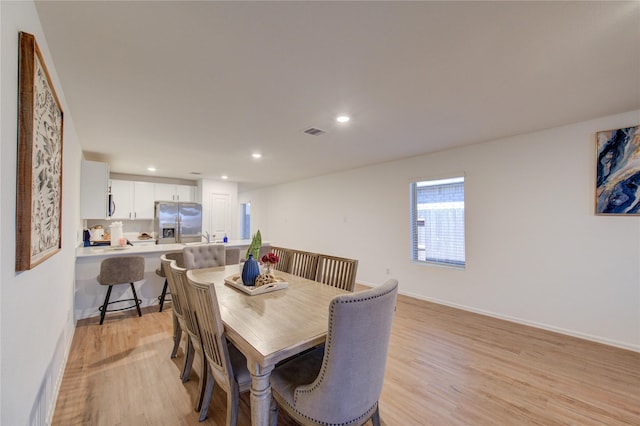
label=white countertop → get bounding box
[76,240,259,258]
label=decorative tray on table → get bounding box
[224,274,289,296]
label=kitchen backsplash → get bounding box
[86,219,154,237]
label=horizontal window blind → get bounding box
[411,177,465,268]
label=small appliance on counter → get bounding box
[89,225,104,242]
[88,225,111,246]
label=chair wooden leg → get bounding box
[182,337,194,382]
[270,398,278,426]
[158,279,168,312]
[171,314,182,358]
[172,311,180,338]
[371,406,381,426]
[99,285,113,325]
[129,282,142,317]
[195,352,208,412]
[227,386,240,426]
[198,369,215,422]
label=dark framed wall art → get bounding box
[16,31,64,271]
[595,125,639,215]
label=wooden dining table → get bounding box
[187,264,349,426]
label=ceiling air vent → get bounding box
[303,127,326,136]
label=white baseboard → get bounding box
[357,281,639,353]
[42,315,76,426]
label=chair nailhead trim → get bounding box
[289,284,396,425]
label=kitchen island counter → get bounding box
[76,240,256,258]
[75,240,266,320]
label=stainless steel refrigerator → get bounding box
[154,201,203,244]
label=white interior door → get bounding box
[209,193,229,239]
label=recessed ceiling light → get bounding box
[336,115,350,123]
[221,175,228,180]
[147,167,156,172]
[252,153,262,159]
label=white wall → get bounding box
[1,2,81,424]
[240,110,640,351]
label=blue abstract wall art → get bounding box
[596,125,639,215]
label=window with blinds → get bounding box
[410,176,465,268]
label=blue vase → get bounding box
[242,254,260,286]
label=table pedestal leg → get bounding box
[248,361,274,426]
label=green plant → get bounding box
[245,229,262,260]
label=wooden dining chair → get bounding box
[160,254,187,359]
[183,244,226,270]
[170,262,208,414]
[287,249,319,280]
[315,254,358,292]
[185,275,251,423]
[269,279,399,426]
[269,246,291,273]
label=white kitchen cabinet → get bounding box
[153,183,176,202]
[176,184,196,202]
[134,182,155,219]
[154,183,196,202]
[109,180,155,219]
[80,160,109,219]
[109,180,133,219]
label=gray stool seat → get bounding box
[97,256,145,324]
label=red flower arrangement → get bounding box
[261,252,279,273]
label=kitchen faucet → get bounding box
[202,231,213,243]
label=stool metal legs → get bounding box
[129,282,142,317]
[158,278,170,312]
[98,282,142,325]
[99,286,113,325]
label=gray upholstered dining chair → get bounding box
[97,256,145,325]
[185,274,251,423]
[183,244,226,270]
[156,250,184,311]
[160,254,187,359]
[269,279,399,426]
[315,254,358,292]
[170,262,209,414]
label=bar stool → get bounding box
[156,251,184,312]
[97,256,144,325]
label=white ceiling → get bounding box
[35,1,640,191]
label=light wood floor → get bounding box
[52,291,640,425]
